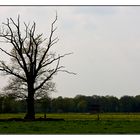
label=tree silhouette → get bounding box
[0,15,74,120]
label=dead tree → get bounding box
[0,15,74,120]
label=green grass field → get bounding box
[0,113,140,134]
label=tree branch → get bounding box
[35,56,60,91]
[36,14,58,74]
[0,61,27,82]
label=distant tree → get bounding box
[0,95,4,113]
[74,95,88,112]
[2,94,17,113]
[39,95,52,118]
[101,96,119,112]
[77,100,87,112]
[119,96,135,112]
[62,97,76,112]
[99,96,108,112]
[107,96,119,112]
[134,95,140,112]
[0,15,74,120]
[51,96,64,113]
[16,99,26,113]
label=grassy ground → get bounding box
[0,113,140,134]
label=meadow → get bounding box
[0,113,140,134]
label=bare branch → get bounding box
[36,14,58,73]
[57,69,77,75]
[0,66,27,82]
[0,47,16,58]
[38,53,72,72]
[35,56,60,91]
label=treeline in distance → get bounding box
[0,94,140,113]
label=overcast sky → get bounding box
[0,6,140,98]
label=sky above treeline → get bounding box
[0,6,140,98]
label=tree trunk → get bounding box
[24,82,35,120]
[24,97,35,120]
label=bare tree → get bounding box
[0,15,75,120]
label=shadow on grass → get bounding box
[0,118,65,122]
